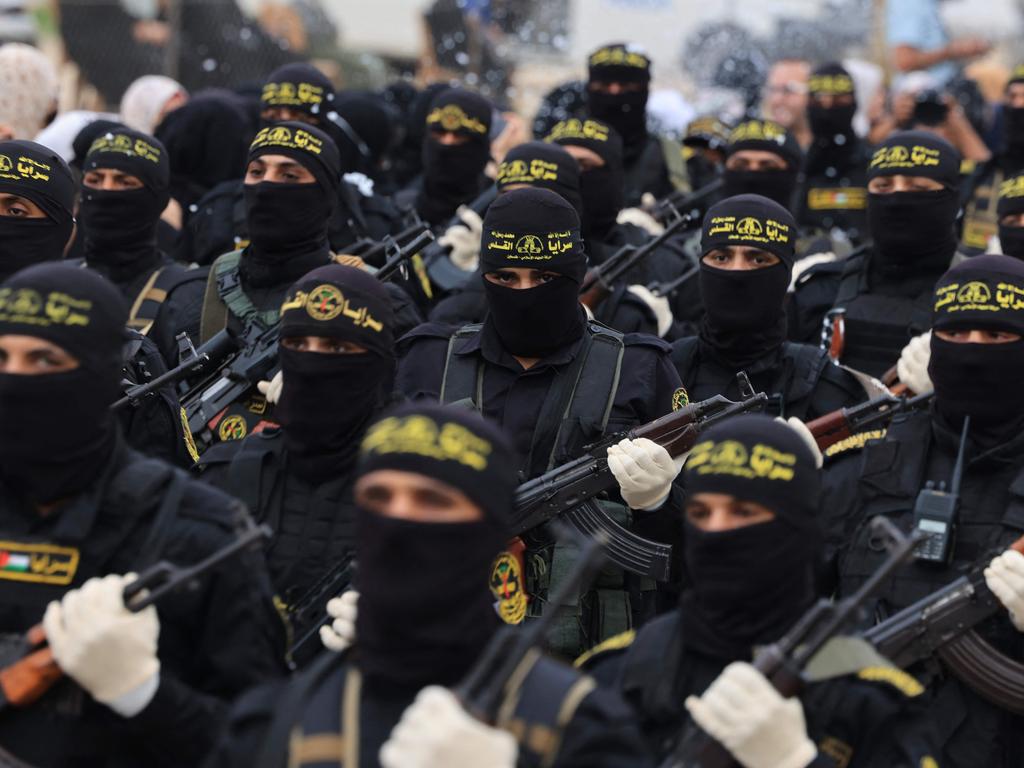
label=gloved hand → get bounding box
[617,205,665,236]
[896,331,933,395]
[985,549,1024,632]
[607,437,682,511]
[43,573,160,717]
[788,252,837,292]
[627,284,673,337]
[776,416,823,469]
[380,686,518,768]
[685,662,817,768]
[256,369,284,405]
[319,589,359,652]
[438,206,484,271]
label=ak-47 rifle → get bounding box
[664,517,924,768]
[348,221,432,272]
[181,233,428,452]
[646,260,699,300]
[863,532,1024,715]
[805,391,934,452]
[454,526,607,722]
[514,373,768,581]
[420,185,500,292]
[374,227,435,283]
[579,211,700,311]
[286,556,357,669]
[647,177,724,226]
[0,504,270,711]
[112,330,239,411]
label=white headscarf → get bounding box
[0,43,58,140]
[120,75,187,134]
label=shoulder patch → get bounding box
[856,666,924,697]
[672,387,689,411]
[622,332,672,353]
[574,629,636,669]
[823,428,887,459]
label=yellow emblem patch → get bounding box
[823,429,886,458]
[672,387,689,411]
[362,415,492,470]
[180,407,200,463]
[687,438,797,481]
[306,284,346,321]
[490,552,527,625]
[0,540,80,585]
[426,104,487,136]
[807,188,867,211]
[545,118,610,145]
[857,666,924,697]
[218,414,248,442]
[935,279,1024,314]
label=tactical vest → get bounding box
[212,432,357,606]
[440,323,635,656]
[260,649,597,768]
[126,263,205,336]
[671,338,831,420]
[836,412,1024,762]
[199,250,280,343]
[959,162,1003,256]
[829,257,933,378]
[838,412,1024,617]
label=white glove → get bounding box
[607,437,682,511]
[788,252,837,292]
[256,369,284,404]
[617,206,665,236]
[776,416,823,469]
[896,331,933,396]
[380,686,517,768]
[319,589,358,652]
[985,549,1024,632]
[438,206,484,271]
[685,662,817,768]
[627,284,673,337]
[43,573,160,717]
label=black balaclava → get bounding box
[546,117,625,241]
[682,414,821,659]
[155,92,251,211]
[998,172,1024,259]
[698,194,796,369]
[866,130,961,280]
[79,128,170,279]
[242,122,341,289]
[332,93,395,177]
[806,63,858,141]
[928,254,1024,432]
[355,402,517,687]
[260,62,335,124]
[683,115,730,190]
[805,63,858,176]
[0,264,127,505]
[723,119,802,210]
[496,141,583,219]
[480,187,587,358]
[418,88,493,226]
[276,264,395,482]
[0,140,75,282]
[586,43,651,161]
[1003,65,1024,168]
